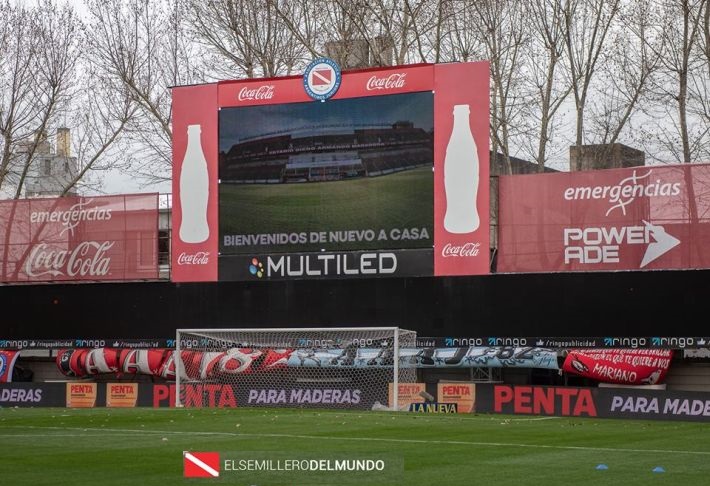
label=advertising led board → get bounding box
[171,61,489,282]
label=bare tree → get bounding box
[470,0,529,174]
[439,1,486,62]
[645,0,708,164]
[0,1,81,198]
[586,0,666,162]
[85,0,193,185]
[522,0,571,171]
[189,0,307,78]
[563,0,621,170]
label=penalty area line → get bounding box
[8,425,710,456]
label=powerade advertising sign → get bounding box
[476,384,710,422]
[171,61,490,282]
[498,164,710,272]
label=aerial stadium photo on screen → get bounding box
[218,91,434,255]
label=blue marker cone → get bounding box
[652,466,666,473]
[596,464,609,470]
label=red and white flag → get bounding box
[183,451,220,478]
[311,69,332,86]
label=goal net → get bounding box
[175,327,417,410]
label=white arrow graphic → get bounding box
[640,221,680,268]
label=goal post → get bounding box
[174,327,417,410]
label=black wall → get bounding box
[1,269,707,339]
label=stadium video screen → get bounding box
[218,91,434,255]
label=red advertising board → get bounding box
[171,83,219,282]
[498,164,710,272]
[172,61,489,282]
[563,349,673,386]
[0,194,158,282]
[218,63,434,108]
[433,62,490,276]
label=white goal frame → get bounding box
[175,327,414,410]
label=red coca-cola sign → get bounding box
[366,73,407,90]
[238,85,274,101]
[441,242,481,258]
[0,194,158,283]
[177,251,210,265]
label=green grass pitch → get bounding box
[219,167,434,253]
[2,407,710,485]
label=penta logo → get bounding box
[563,220,680,268]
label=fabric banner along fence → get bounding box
[563,349,673,385]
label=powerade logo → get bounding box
[0,354,6,376]
[563,221,680,268]
[248,258,265,278]
[303,58,341,101]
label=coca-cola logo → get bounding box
[30,199,112,237]
[238,85,275,101]
[177,251,210,265]
[24,241,114,278]
[366,73,407,91]
[442,242,480,257]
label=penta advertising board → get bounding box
[171,61,489,282]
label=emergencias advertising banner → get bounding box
[497,164,710,272]
[0,194,159,283]
[171,61,490,282]
[476,384,710,422]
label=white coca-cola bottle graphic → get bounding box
[179,124,210,243]
[444,104,479,233]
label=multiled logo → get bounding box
[256,252,397,278]
[248,257,265,278]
